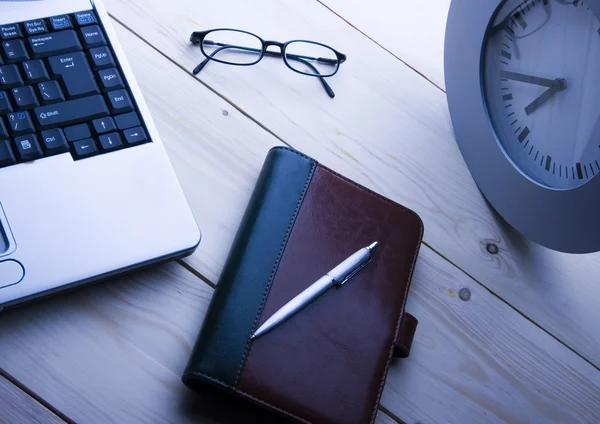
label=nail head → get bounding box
[486,243,499,255]
[459,288,471,302]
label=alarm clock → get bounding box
[445,0,600,253]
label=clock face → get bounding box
[483,0,600,189]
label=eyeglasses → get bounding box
[190,29,347,98]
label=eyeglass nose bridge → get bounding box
[263,40,285,52]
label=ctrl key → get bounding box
[40,128,69,155]
[0,139,16,167]
[72,138,98,160]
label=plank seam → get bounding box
[379,405,406,424]
[422,241,600,373]
[177,259,217,289]
[314,0,445,93]
[0,368,75,424]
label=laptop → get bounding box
[0,0,201,310]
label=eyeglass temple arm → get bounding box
[193,42,336,98]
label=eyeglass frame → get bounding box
[190,29,347,78]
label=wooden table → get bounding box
[2,1,600,423]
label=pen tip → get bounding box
[250,334,256,340]
[367,241,379,253]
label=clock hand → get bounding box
[524,79,568,116]
[500,70,557,88]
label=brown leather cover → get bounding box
[237,164,423,424]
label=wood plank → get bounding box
[317,0,449,90]
[1,21,599,424]
[0,373,65,424]
[384,251,600,424]
[0,263,217,424]
[104,0,600,367]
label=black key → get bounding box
[12,86,39,110]
[23,60,49,84]
[40,128,69,155]
[0,65,23,89]
[49,15,72,31]
[0,139,15,167]
[92,116,116,134]
[49,51,99,98]
[99,132,123,151]
[72,138,98,159]
[115,112,140,130]
[24,20,48,36]
[38,81,65,105]
[123,127,147,146]
[0,24,22,41]
[0,91,13,114]
[107,89,133,114]
[29,31,82,59]
[2,40,29,64]
[14,133,43,161]
[98,68,124,91]
[7,111,34,135]
[0,117,8,139]
[89,46,115,70]
[34,95,109,129]
[64,123,91,142]
[74,11,98,27]
[80,25,106,49]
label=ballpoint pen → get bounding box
[250,241,380,340]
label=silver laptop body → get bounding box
[0,0,201,309]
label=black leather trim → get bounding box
[183,147,315,387]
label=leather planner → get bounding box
[183,147,424,424]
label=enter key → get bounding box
[49,51,99,98]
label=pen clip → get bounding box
[337,258,371,287]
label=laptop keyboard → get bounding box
[0,10,150,169]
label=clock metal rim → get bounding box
[445,0,600,254]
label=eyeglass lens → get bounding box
[202,30,263,65]
[284,41,339,77]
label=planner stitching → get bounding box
[271,145,313,162]
[234,151,316,387]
